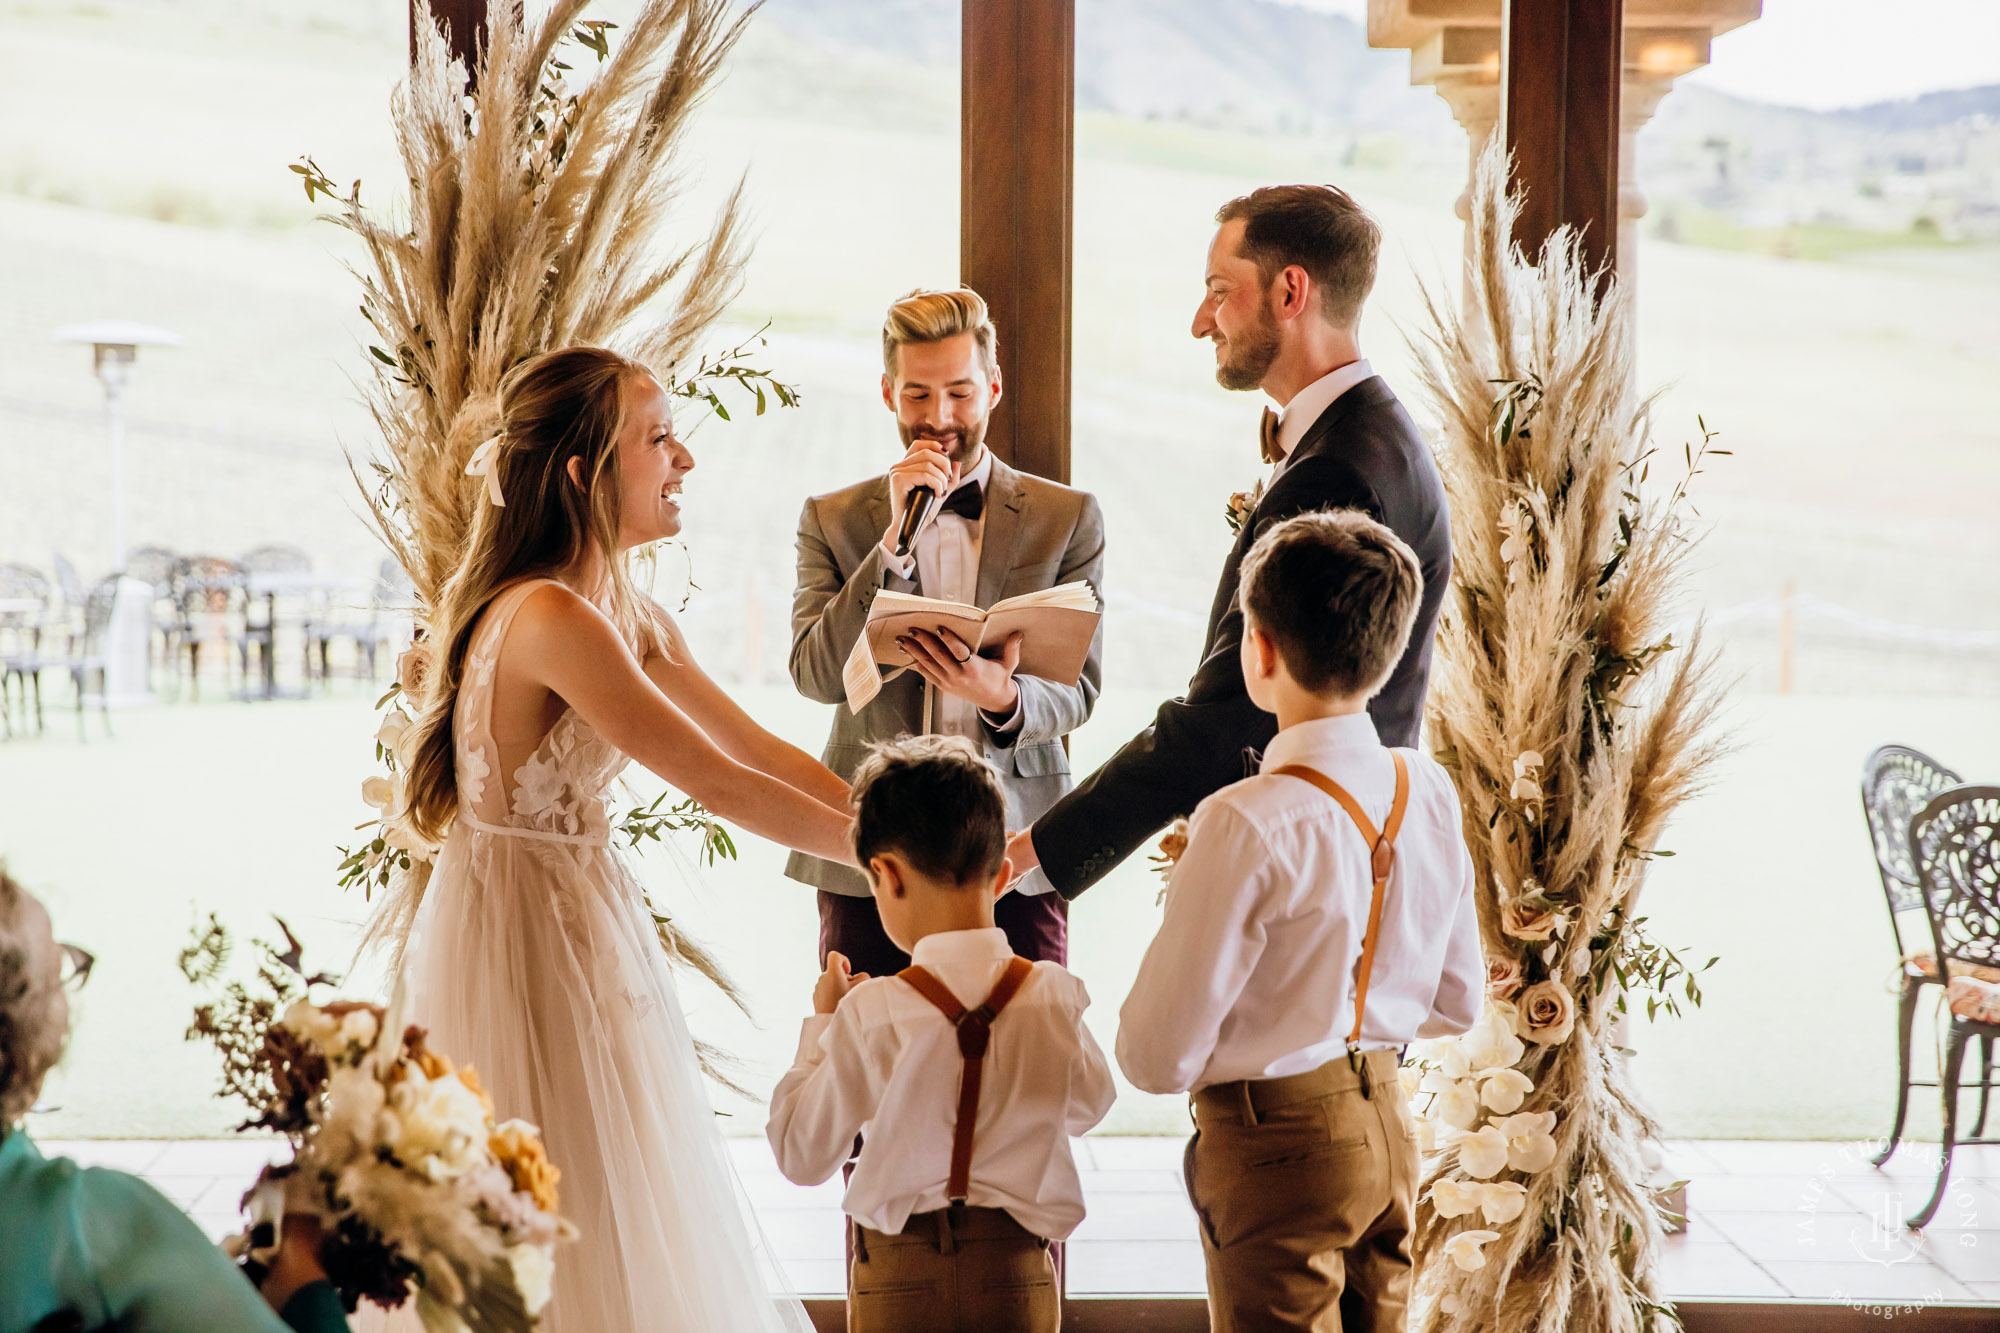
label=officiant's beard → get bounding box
[900,418,988,469]
[1213,304,1281,392]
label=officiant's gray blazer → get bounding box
[787,454,1106,897]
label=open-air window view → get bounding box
[2,0,1997,1327]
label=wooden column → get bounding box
[410,0,488,74]
[1501,0,1623,286]
[961,0,1075,484]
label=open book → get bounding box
[840,581,1101,713]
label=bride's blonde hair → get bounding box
[401,345,670,844]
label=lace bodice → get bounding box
[454,579,630,843]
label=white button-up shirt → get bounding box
[881,450,994,740]
[1116,713,1483,1094]
[1271,357,1375,477]
[767,927,1117,1239]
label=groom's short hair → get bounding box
[850,736,1007,886]
[882,287,999,379]
[1240,510,1422,699]
[1216,185,1380,328]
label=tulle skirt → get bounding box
[400,823,811,1333]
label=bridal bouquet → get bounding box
[182,919,573,1329]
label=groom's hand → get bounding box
[1005,828,1041,881]
[899,628,1021,714]
[814,951,869,1015]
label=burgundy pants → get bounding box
[817,888,1069,973]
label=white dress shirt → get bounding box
[1271,357,1374,477]
[878,450,1020,739]
[767,927,1117,1239]
[1116,713,1483,1095]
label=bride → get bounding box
[379,346,850,1332]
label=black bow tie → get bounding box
[938,482,985,521]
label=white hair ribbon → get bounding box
[465,435,506,508]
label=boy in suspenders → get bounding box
[768,736,1116,1332]
[1117,513,1484,1332]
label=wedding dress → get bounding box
[398,579,811,1333]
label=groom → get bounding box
[1010,184,1451,897]
[788,286,1106,972]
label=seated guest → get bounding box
[1117,513,1483,1333]
[766,737,1115,1333]
[0,866,347,1333]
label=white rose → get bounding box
[1477,1180,1529,1224]
[1429,1179,1484,1219]
[388,1071,488,1180]
[1463,1006,1526,1072]
[1479,1068,1534,1114]
[508,1244,556,1316]
[1443,1228,1502,1272]
[361,775,396,812]
[382,816,432,858]
[336,1008,380,1050]
[280,998,340,1051]
[1457,1125,1512,1178]
[375,710,410,752]
[321,1064,389,1149]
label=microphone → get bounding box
[893,485,939,558]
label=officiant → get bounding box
[787,287,1106,973]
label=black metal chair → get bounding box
[0,563,53,738]
[308,558,413,683]
[124,545,178,691]
[236,544,313,691]
[1861,745,1976,1165]
[163,556,247,701]
[1908,784,2000,1227]
[38,577,118,742]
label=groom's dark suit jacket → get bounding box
[1032,374,1451,899]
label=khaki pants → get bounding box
[849,1205,1059,1333]
[1185,1050,1418,1333]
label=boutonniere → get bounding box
[1149,816,1192,904]
[1225,480,1264,536]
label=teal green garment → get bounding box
[0,1128,343,1333]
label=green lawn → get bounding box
[9,679,1998,1142]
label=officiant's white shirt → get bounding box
[877,450,1018,740]
[1271,356,1374,475]
[1116,713,1484,1094]
[767,926,1116,1239]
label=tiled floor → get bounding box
[41,1137,2000,1305]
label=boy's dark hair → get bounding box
[1215,184,1380,327]
[1239,509,1423,698]
[850,735,1007,887]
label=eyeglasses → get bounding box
[57,943,94,992]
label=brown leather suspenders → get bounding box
[897,955,1036,1203]
[1270,750,1410,1094]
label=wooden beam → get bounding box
[961,0,1075,484]
[1501,0,1623,285]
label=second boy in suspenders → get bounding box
[767,737,1115,1333]
[1117,512,1484,1333]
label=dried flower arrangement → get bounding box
[1405,142,1728,1333]
[182,917,573,1329]
[286,2,791,1016]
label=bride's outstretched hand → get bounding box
[516,585,858,866]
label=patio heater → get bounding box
[51,320,183,709]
